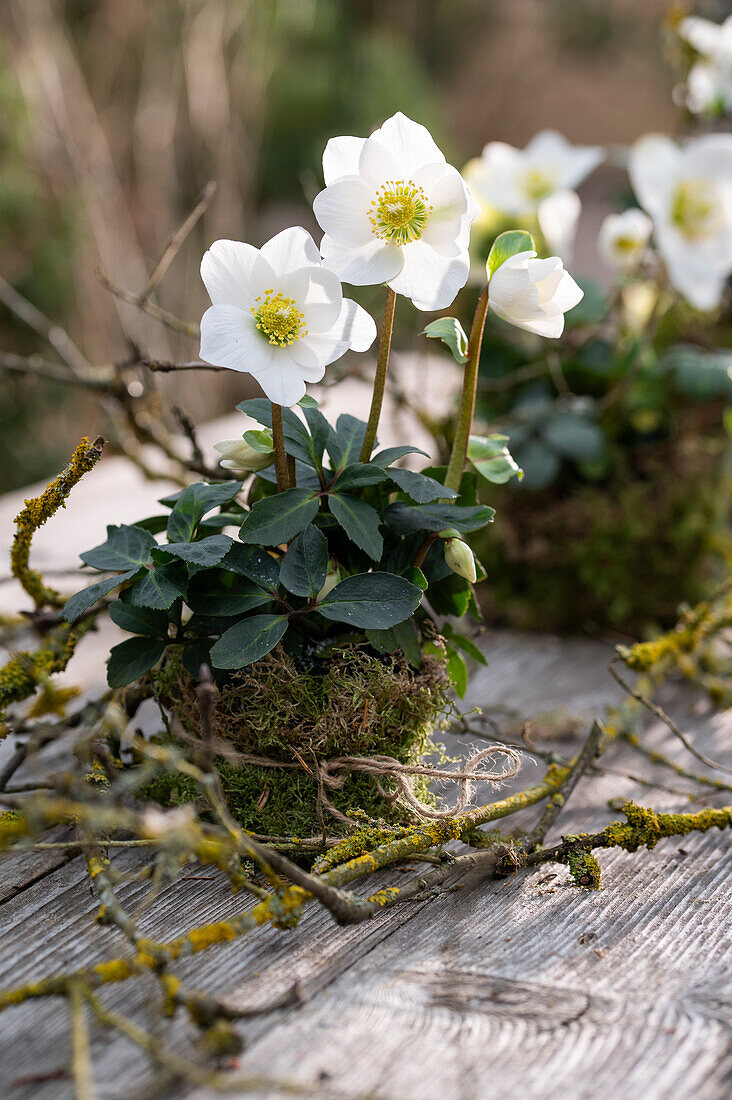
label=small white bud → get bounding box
[444,538,477,584]
[487,250,583,339]
[598,209,653,270]
[213,436,273,475]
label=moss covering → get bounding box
[142,647,451,839]
[473,436,730,634]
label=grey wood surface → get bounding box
[1,631,730,1100]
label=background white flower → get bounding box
[487,251,583,338]
[629,133,732,310]
[679,15,732,115]
[469,130,603,260]
[598,209,653,269]
[200,227,376,406]
[313,111,479,311]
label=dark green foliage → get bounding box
[65,402,495,688]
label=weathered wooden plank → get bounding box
[0,634,729,1099]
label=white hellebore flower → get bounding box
[313,111,480,311]
[470,130,603,260]
[487,251,583,339]
[598,209,653,269]
[214,436,273,475]
[199,227,376,407]
[628,134,732,310]
[679,15,732,115]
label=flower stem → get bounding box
[271,404,289,491]
[359,287,397,463]
[444,284,490,492]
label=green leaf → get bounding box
[109,599,168,637]
[428,573,471,617]
[327,414,368,470]
[441,624,487,666]
[107,637,166,688]
[467,434,523,485]
[242,429,275,453]
[446,648,468,697]
[318,572,422,629]
[300,404,331,463]
[388,468,457,503]
[328,494,383,561]
[385,502,495,535]
[210,614,288,669]
[152,535,232,568]
[80,525,156,571]
[298,394,320,408]
[280,525,328,598]
[239,488,320,546]
[187,568,271,616]
[222,543,280,590]
[366,620,422,667]
[332,463,389,492]
[371,445,430,467]
[167,481,242,542]
[541,412,605,461]
[199,512,244,530]
[422,317,469,364]
[61,569,140,623]
[487,230,535,276]
[126,562,187,610]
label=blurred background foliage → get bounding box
[0,0,724,493]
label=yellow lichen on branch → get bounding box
[11,435,106,609]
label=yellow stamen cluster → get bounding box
[670,179,722,240]
[369,180,431,246]
[252,290,307,347]
[522,167,557,202]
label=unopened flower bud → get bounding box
[444,538,477,584]
[213,435,274,475]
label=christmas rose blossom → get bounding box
[199,227,376,406]
[313,111,480,311]
[629,133,732,310]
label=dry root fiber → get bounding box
[145,647,452,837]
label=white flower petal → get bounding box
[526,130,603,190]
[538,189,581,262]
[313,179,374,248]
[550,269,584,313]
[320,234,403,286]
[357,137,401,190]
[200,240,274,308]
[419,164,480,257]
[372,111,446,173]
[256,352,312,407]
[280,266,343,333]
[259,226,321,275]
[629,135,681,217]
[388,240,470,311]
[686,133,732,181]
[323,135,368,185]
[679,16,725,57]
[199,304,274,375]
[330,298,377,352]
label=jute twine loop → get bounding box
[201,737,522,826]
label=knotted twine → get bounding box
[197,736,522,825]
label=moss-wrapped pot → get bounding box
[473,434,731,635]
[144,647,451,837]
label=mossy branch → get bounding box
[528,801,732,889]
[11,435,106,610]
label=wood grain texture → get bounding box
[1,635,730,1099]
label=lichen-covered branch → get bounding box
[11,435,106,609]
